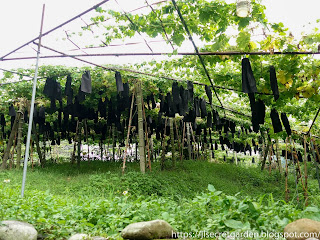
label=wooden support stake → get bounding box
[142,97,151,171]
[77,121,82,167]
[285,137,289,202]
[303,135,308,206]
[181,122,186,161]
[136,81,146,173]
[260,138,271,171]
[174,120,182,162]
[186,122,192,160]
[189,123,198,160]
[310,138,320,191]
[275,138,282,174]
[160,117,168,170]
[32,121,44,166]
[170,118,176,167]
[71,120,79,165]
[16,99,25,168]
[2,112,22,169]
[122,90,135,174]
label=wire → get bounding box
[171,0,225,112]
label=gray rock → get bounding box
[284,218,320,240]
[0,220,37,240]
[68,233,90,240]
[121,219,175,240]
[68,234,108,240]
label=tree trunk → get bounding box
[136,82,145,173]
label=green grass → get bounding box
[1,160,320,239]
[0,160,300,200]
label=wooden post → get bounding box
[32,122,44,166]
[16,99,25,168]
[303,135,308,206]
[310,138,320,191]
[292,139,308,201]
[77,121,82,167]
[285,137,289,202]
[275,138,282,173]
[122,91,135,174]
[112,124,115,161]
[136,81,146,173]
[189,123,198,160]
[170,118,176,167]
[174,120,182,161]
[181,122,186,161]
[2,111,22,169]
[71,121,79,165]
[260,139,271,171]
[186,122,192,160]
[160,118,168,170]
[31,140,34,169]
[142,98,151,171]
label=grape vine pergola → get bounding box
[1,0,320,200]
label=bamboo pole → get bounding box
[285,137,289,202]
[136,81,146,173]
[310,138,320,191]
[174,120,182,162]
[160,118,168,170]
[4,50,319,61]
[260,139,271,171]
[122,90,135,174]
[32,122,44,166]
[268,144,273,174]
[186,122,192,160]
[16,99,25,168]
[77,121,82,167]
[31,140,34,169]
[141,96,151,171]
[275,138,282,174]
[292,139,307,197]
[189,123,198,160]
[170,118,176,167]
[71,121,79,165]
[181,122,186,161]
[2,112,21,169]
[303,135,308,206]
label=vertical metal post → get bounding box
[21,4,45,198]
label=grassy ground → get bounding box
[0,160,296,200]
[1,160,320,239]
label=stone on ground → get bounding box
[69,233,90,240]
[121,219,175,240]
[284,218,320,240]
[0,220,37,240]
